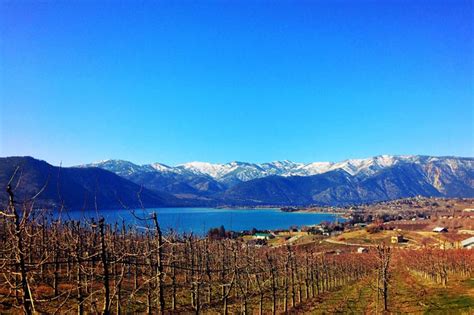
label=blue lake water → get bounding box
[54,207,342,235]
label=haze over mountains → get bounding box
[0,155,472,209]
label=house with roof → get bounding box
[391,235,404,244]
[253,232,275,240]
[357,247,368,254]
[438,234,465,249]
[461,236,474,249]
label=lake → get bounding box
[54,207,343,235]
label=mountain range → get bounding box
[1,155,473,209]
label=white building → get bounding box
[461,236,474,249]
[253,233,274,240]
[357,247,368,254]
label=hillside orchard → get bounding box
[1,193,473,314]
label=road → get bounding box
[323,238,376,247]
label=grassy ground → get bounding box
[390,269,474,314]
[287,267,473,314]
[288,276,374,314]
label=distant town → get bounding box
[214,197,474,252]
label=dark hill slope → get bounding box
[0,157,178,209]
[220,170,358,205]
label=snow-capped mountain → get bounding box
[176,161,235,178]
[175,161,303,184]
[6,155,471,208]
[81,155,473,185]
[292,155,413,177]
[83,159,155,177]
[174,155,416,180]
[150,162,181,173]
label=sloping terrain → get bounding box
[0,157,179,209]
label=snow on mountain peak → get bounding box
[79,155,472,185]
[150,162,173,172]
[84,159,148,176]
[177,161,230,178]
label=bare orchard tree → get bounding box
[2,178,414,314]
[376,244,391,312]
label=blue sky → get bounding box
[1,0,473,166]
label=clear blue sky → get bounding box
[1,0,473,166]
